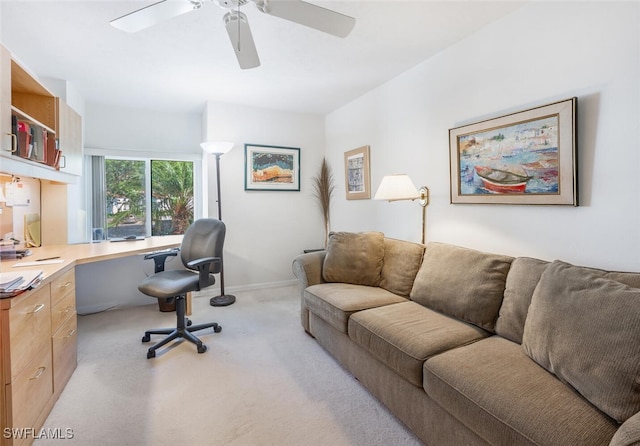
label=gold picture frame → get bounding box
[344,146,371,200]
[449,97,578,205]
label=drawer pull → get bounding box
[64,329,77,339]
[62,305,74,314]
[30,367,46,380]
[60,281,73,289]
[28,304,46,314]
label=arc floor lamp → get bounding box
[201,141,236,307]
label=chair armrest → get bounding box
[143,248,179,273]
[187,257,222,289]
[610,412,640,446]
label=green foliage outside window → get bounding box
[105,158,194,236]
[151,160,194,235]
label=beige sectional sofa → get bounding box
[292,231,640,446]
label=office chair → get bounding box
[138,218,225,358]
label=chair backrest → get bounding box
[180,218,226,274]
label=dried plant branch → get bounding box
[312,158,335,247]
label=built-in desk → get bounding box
[0,236,182,446]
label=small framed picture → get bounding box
[244,144,300,191]
[449,97,577,205]
[344,145,371,200]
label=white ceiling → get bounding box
[1,1,524,115]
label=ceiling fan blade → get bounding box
[224,11,261,69]
[255,0,355,38]
[110,0,199,33]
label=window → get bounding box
[91,155,197,239]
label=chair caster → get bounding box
[214,325,222,333]
[187,318,192,327]
[197,344,207,354]
[142,334,150,342]
[147,349,156,359]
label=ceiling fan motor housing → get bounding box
[215,0,243,9]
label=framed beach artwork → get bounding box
[344,145,371,200]
[449,98,578,205]
[244,144,300,191]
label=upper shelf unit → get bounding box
[1,45,82,181]
[11,59,57,133]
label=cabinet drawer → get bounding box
[50,268,75,308]
[5,344,53,440]
[52,313,77,397]
[51,291,75,334]
[6,285,51,383]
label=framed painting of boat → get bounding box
[244,144,300,191]
[449,97,578,205]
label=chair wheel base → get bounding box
[214,325,222,333]
[147,349,156,359]
[142,334,150,342]
[197,344,207,354]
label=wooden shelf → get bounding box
[10,60,57,133]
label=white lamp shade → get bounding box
[374,174,421,201]
[201,141,234,155]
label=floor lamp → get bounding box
[201,141,236,307]
[374,174,429,244]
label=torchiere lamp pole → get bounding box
[201,141,236,307]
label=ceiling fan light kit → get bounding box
[110,0,356,69]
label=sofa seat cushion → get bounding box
[348,301,488,387]
[304,283,407,333]
[423,336,618,446]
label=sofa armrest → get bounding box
[610,412,640,446]
[292,250,326,333]
[292,250,326,291]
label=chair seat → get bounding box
[138,270,214,299]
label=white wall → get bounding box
[85,103,202,153]
[202,102,326,289]
[326,1,640,272]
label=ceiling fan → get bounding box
[110,0,356,69]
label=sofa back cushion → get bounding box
[380,238,425,296]
[322,231,385,287]
[410,242,513,332]
[495,257,549,344]
[522,260,640,423]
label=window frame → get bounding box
[85,147,204,239]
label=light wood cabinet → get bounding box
[0,267,77,446]
[50,269,77,400]
[0,45,13,154]
[0,44,82,182]
[55,99,82,176]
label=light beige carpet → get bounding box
[35,285,423,445]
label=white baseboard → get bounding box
[193,279,298,298]
[78,280,300,314]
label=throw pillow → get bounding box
[322,231,385,287]
[379,238,425,296]
[522,260,640,423]
[409,242,513,332]
[495,257,549,344]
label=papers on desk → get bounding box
[13,258,65,267]
[0,270,43,298]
